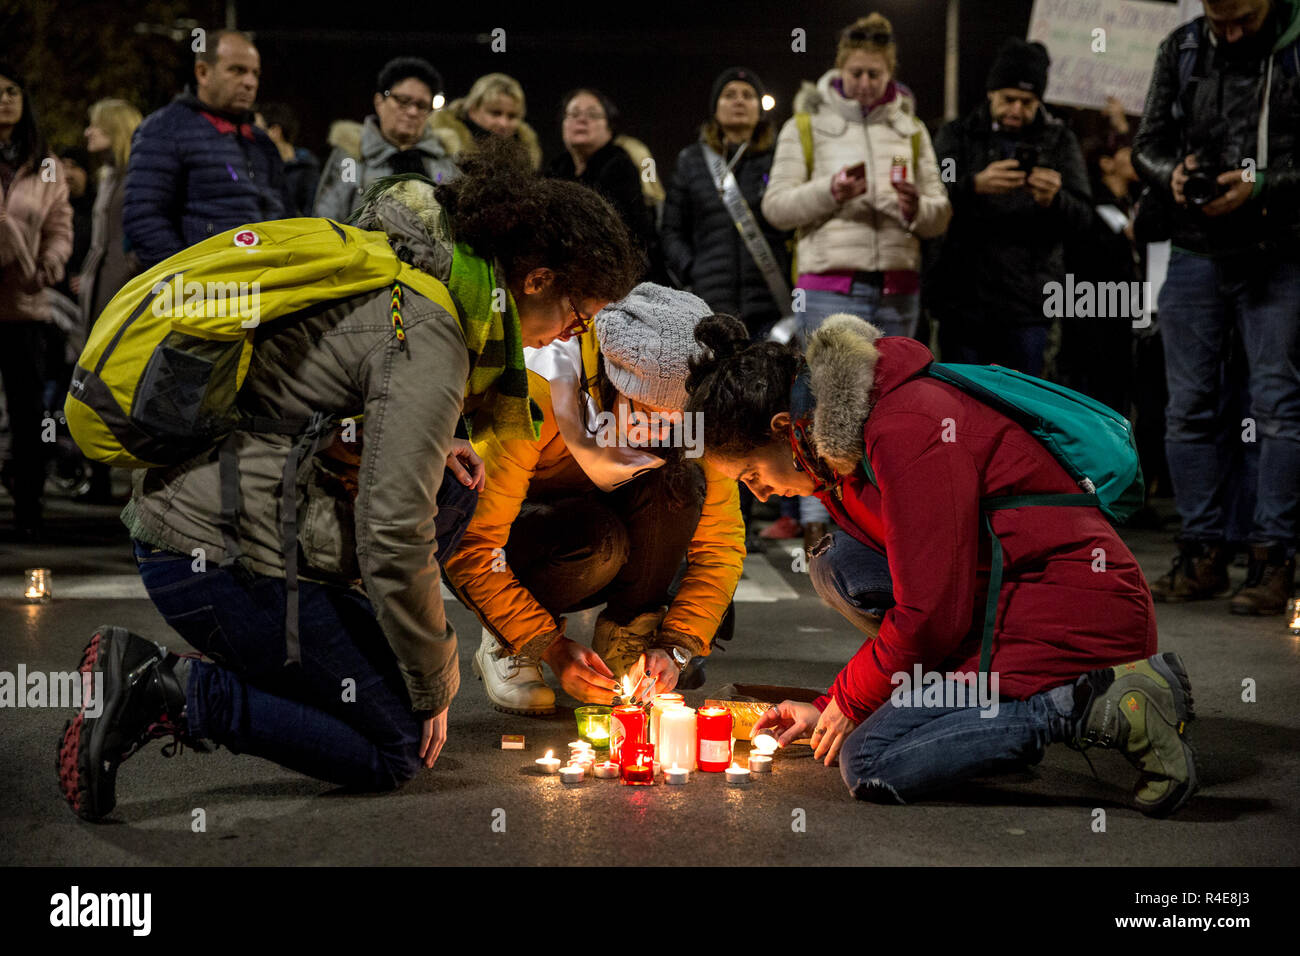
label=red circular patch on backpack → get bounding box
[233,230,259,247]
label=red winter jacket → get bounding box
[803,318,1156,722]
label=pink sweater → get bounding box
[1,156,73,322]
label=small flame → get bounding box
[544,749,553,760]
[620,674,634,700]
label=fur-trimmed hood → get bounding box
[427,106,543,170]
[792,70,917,125]
[804,314,931,474]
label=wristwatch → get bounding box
[668,646,691,670]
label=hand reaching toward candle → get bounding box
[755,700,819,748]
[419,706,449,768]
[543,637,621,702]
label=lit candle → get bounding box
[569,751,595,771]
[658,705,697,771]
[1289,597,1300,635]
[568,740,593,757]
[751,733,780,755]
[649,693,684,746]
[610,704,646,765]
[560,764,584,784]
[23,568,52,604]
[535,750,561,774]
[748,754,773,773]
[725,763,752,785]
[664,765,689,785]
[593,760,619,779]
[620,742,655,786]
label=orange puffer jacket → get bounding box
[445,370,744,658]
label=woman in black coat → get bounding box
[661,67,791,341]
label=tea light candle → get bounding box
[664,765,689,785]
[725,763,751,785]
[568,740,593,757]
[751,733,780,755]
[23,568,52,604]
[593,760,619,779]
[569,752,595,771]
[748,754,773,773]
[560,764,584,784]
[535,750,561,774]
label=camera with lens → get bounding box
[1183,118,1241,207]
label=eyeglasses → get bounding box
[564,108,606,122]
[383,90,434,115]
[0,86,21,100]
[562,298,593,338]
[843,28,893,45]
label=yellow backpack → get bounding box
[66,217,457,467]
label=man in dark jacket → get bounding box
[928,39,1092,377]
[1133,0,1300,614]
[123,29,288,266]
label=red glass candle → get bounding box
[611,704,646,765]
[696,706,733,772]
[620,742,655,786]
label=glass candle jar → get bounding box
[574,706,612,751]
[24,568,52,604]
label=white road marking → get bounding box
[5,556,802,603]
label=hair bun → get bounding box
[694,313,749,361]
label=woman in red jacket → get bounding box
[685,312,1199,816]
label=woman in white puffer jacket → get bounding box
[761,12,952,547]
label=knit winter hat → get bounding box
[710,67,767,115]
[594,283,713,410]
[985,39,1050,100]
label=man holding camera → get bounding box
[929,38,1092,377]
[1134,0,1300,614]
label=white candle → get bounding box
[649,693,685,747]
[725,763,751,785]
[658,706,697,772]
[748,754,773,773]
[569,752,595,771]
[560,765,584,784]
[751,733,780,755]
[535,750,561,774]
[593,760,619,779]
[664,765,689,785]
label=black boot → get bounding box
[57,626,209,822]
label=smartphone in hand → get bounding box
[845,161,867,180]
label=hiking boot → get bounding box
[1070,652,1198,818]
[592,607,665,679]
[472,627,555,715]
[1149,539,1230,603]
[759,515,802,540]
[57,626,206,822]
[1229,545,1296,616]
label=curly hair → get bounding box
[684,314,801,459]
[434,136,643,304]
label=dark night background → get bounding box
[6,0,1182,168]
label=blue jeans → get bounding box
[1159,250,1300,551]
[795,281,920,525]
[939,322,1050,378]
[134,468,477,790]
[809,529,1083,802]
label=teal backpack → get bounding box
[858,363,1145,674]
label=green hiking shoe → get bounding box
[1072,652,1198,818]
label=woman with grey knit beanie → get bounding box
[444,283,746,715]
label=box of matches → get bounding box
[500,734,526,750]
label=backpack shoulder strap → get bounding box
[795,112,814,178]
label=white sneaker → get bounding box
[471,627,556,716]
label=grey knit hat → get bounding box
[593,283,713,410]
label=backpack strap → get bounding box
[795,112,814,177]
[977,493,1101,674]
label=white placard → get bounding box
[1027,0,1187,115]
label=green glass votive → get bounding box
[575,706,612,751]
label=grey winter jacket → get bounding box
[123,219,469,714]
[314,116,459,223]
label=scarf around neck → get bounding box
[445,240,543,444]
